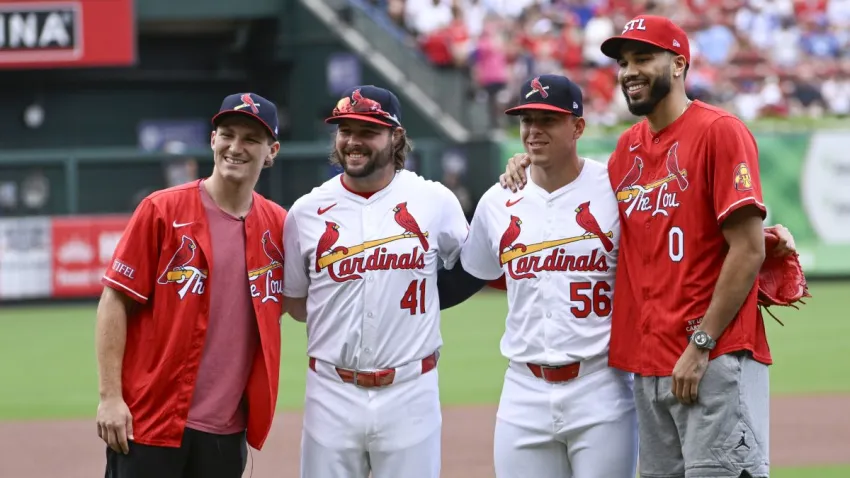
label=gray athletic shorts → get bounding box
[634,350,770,478]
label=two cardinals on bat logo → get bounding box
[314,202,429,283]
[616,142,688,218]
[499,202,613,280]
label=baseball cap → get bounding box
[212,92,279,140]
[600,15,691,64]
[505,75,583,117]
[325,85,402,128]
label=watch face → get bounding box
[694,333,707,345]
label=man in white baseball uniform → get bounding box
[282,85,469,478]
[460,75,639,477]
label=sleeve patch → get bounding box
[734,162,753,191]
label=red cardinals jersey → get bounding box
[461,160,620,365]
[606,101,770,376]
[101,180,286,449]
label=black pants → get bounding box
[105,427,248,478]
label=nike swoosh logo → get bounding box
[317,203,337,215]
[172,221,193,228]
[630,143,641,152]
[506,198,523,207]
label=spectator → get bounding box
[582,8,616,67]
[821,63,850,116]
[801,16,841,58]
[694,8,738,65]
[380,0,850,126]
[406,0,452,37]
[471,18,510,127]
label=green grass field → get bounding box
[1,281,848,476]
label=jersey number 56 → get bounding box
[570,281,612,319]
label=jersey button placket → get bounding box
[361,205,378,370]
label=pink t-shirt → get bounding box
[185,182,260,435]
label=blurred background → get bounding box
[0,0,848,477]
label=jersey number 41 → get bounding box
[400,279,427,315]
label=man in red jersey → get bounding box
[499,15,794,478]
[598,16,772,478]
[95,92,287,478]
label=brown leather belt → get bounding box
[309,351,439,388]
[526,362,581,383]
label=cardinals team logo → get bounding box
[332,89,400,124]
[315,201,428,283]
[526,77,550,99]
[616,142,688,218]
[247,230,285,303]
[234,93,260,114]
[499,204,613,280]
[734,163,753,191]
[157,235,208,299]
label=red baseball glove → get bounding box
[758,226,811,325]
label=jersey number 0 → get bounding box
[669,226,684,262]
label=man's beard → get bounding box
[624,72,672,117]
[334,142,393,178]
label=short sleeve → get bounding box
[460,195,503,281]
[706,117,767,224]
[101,198,161,303]
[435,186,470,270]
[282,212,309,298]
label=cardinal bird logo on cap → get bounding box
[235,93,260,114]
[526,77,550,99]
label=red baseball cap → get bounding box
[600,15,691,64]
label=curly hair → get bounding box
[329,128,413,171]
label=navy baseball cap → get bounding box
[326,85,402,128]
[212,92,279,140]
[505,75,583,117]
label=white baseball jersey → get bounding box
[461,159,620,365]
[283,170,469,370]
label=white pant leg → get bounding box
[300,429,370,478]
[494,418,573,478]
[370,424,441,478]
[301,362,442,478]
[567,409,639,478]
[493,366,574,478]
[556,366,639,478]
[300,367,371,478]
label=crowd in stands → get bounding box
[369,0,850,127]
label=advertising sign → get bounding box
[0,217,52,299]
[51,214,130,298]
[0,0,136,68]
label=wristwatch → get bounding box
[691,330,716,351]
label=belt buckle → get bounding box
[538,364,557,383]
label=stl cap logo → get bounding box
[734,162,753,191]
[526,77,550,99]
[234,93,260,114]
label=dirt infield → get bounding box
[1,394,847,478]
